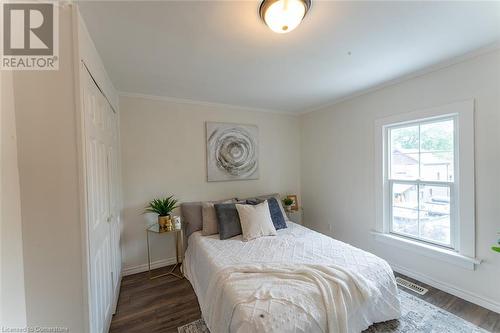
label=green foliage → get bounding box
[283,198,294,206]
[392,126,419,150]
[391,122,453,152]
[421,127,453,151]
[144,196,179,216]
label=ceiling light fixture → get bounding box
[259,0,311,34]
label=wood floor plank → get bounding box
[110,266,499,332]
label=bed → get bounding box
[184,221,401,333]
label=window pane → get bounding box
[420,120,454,182]
[420,120,454,153]
[420,152,454,182]
[391,125,419,150]
[391,151,419,180]
[419,184,451,245]
[390,126,419,180]
[392,183,418,238]
[392,183,418,209]
[392,207,419,238]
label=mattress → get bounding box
[184,222,401,333]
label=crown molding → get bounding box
[299,41,500,116]
[118,92,298,116]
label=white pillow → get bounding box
[236,201,277,241]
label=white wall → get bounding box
[1,68,27,327]
[301,49,500,312]
[120,95,301,273]
[12,5,86,331]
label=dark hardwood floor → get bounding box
[110,265,500,333]
[110,265,201,333]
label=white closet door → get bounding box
[82,66,113,333]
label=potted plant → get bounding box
[144,196,179,232]
[283,197,294,212]
[493,232,500,253]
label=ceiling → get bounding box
[78,1,500,113]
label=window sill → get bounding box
[371,231,481,270]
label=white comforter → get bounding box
[184,222,401,333]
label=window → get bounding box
[374,100,478,269]
[388,117,455,248]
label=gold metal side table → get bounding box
[146,224,184,280]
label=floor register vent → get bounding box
[396,277,428,295]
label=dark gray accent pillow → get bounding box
[246,198,287,230]
[214,203,242,240]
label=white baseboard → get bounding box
[122,257,178,276]
[391,262,500,314]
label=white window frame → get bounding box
[373,100,479,270]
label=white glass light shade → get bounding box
[260,0,310,34]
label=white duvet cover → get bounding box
[184,222,401,333]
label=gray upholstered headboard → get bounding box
[180,193,288,239]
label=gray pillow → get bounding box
[214,203,242,240]
[181,202,203,237]
[202,200,234,236]
[201,202,218,236]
